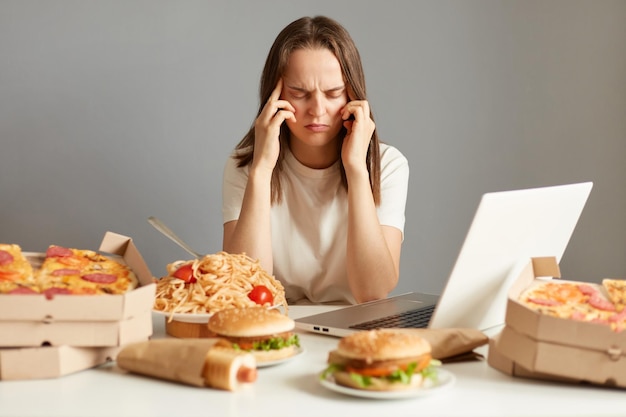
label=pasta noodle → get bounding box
[154,251,288,322]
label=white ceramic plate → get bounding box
[152,310,214,324]
[152,305,283,324]
[319,368,456,400]
[257,347,305,368]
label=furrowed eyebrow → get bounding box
[325,86,346,94]
[286,85,345,94]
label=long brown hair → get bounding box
[233,16,381,205]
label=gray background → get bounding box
[1,0,625,297]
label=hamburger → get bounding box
[321,329,440,391]
[207,307,300,363]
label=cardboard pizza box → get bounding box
[488,256,626,389]
[0,232,155,347]
[0,345,121,380]
[492,325,626,388]
[487,333,584,385]
[0,231,156,321]
[0,311,152,348]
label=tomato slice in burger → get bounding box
[346,356,430,377]
[173,264,196,283]
[248,285,274,305]
[346,365,405,378]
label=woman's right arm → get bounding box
[222,79,295,274]
[223,168,274,273]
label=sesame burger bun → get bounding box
[208,307,298,362]
[337,329,431,361]
[329,330,433,392]
[208,307,294,337]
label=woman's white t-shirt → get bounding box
[222,143,409,305]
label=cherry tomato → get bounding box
[173,264,196,283]
[248,285,274,305]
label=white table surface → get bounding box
[0,305,624,417]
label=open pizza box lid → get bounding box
[0,232,156,322]
[0,345,121,381]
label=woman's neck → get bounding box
[288,135,340,169]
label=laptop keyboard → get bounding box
[348,305,435,330]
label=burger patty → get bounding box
[224,331,294,346]
[327,350,431,371]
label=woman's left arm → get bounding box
[346,169,403,303]
[341,100,404,303]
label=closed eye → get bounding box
[286,85,346,100]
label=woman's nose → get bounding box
[308,94,326,117]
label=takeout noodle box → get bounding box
[0,232,156,347]
[0,345,121,381]
[165,320,216,338]
[487,256,626,388]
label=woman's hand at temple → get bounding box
[252,78,296,176]
[340,98,375,175]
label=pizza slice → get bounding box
[602,278,626,312]
[519,281,586,319]
[37,245,139,295]
[0,244,36,293]
[80,251,140,295]
[519,280,626,332]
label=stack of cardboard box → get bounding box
[0,232,156,380]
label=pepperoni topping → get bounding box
[577,284,598,296]
[43,287,73,299]
[9,287,38,295]
[588,293,616,312]
[81,273,117,284]
[609,309,626,323]
[52,268,81,276]
[0,250,14,266]
[46,246,73,258]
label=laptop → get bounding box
[295,181,593,337]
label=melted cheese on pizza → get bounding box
[519,280,626,332]
[0,244,35,284]
[0,244,138,295]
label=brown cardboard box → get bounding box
[0,232,156,347]
[0,311,152,347]
[488,256,626,388]
[487,333,581,384]
[0,345,121,381]
[0,232,155,321]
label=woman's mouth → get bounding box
[306,124,328,132]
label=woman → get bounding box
[222,16,409,305]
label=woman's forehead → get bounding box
[283,48,344,88]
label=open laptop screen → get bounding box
[295,182,593,336]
